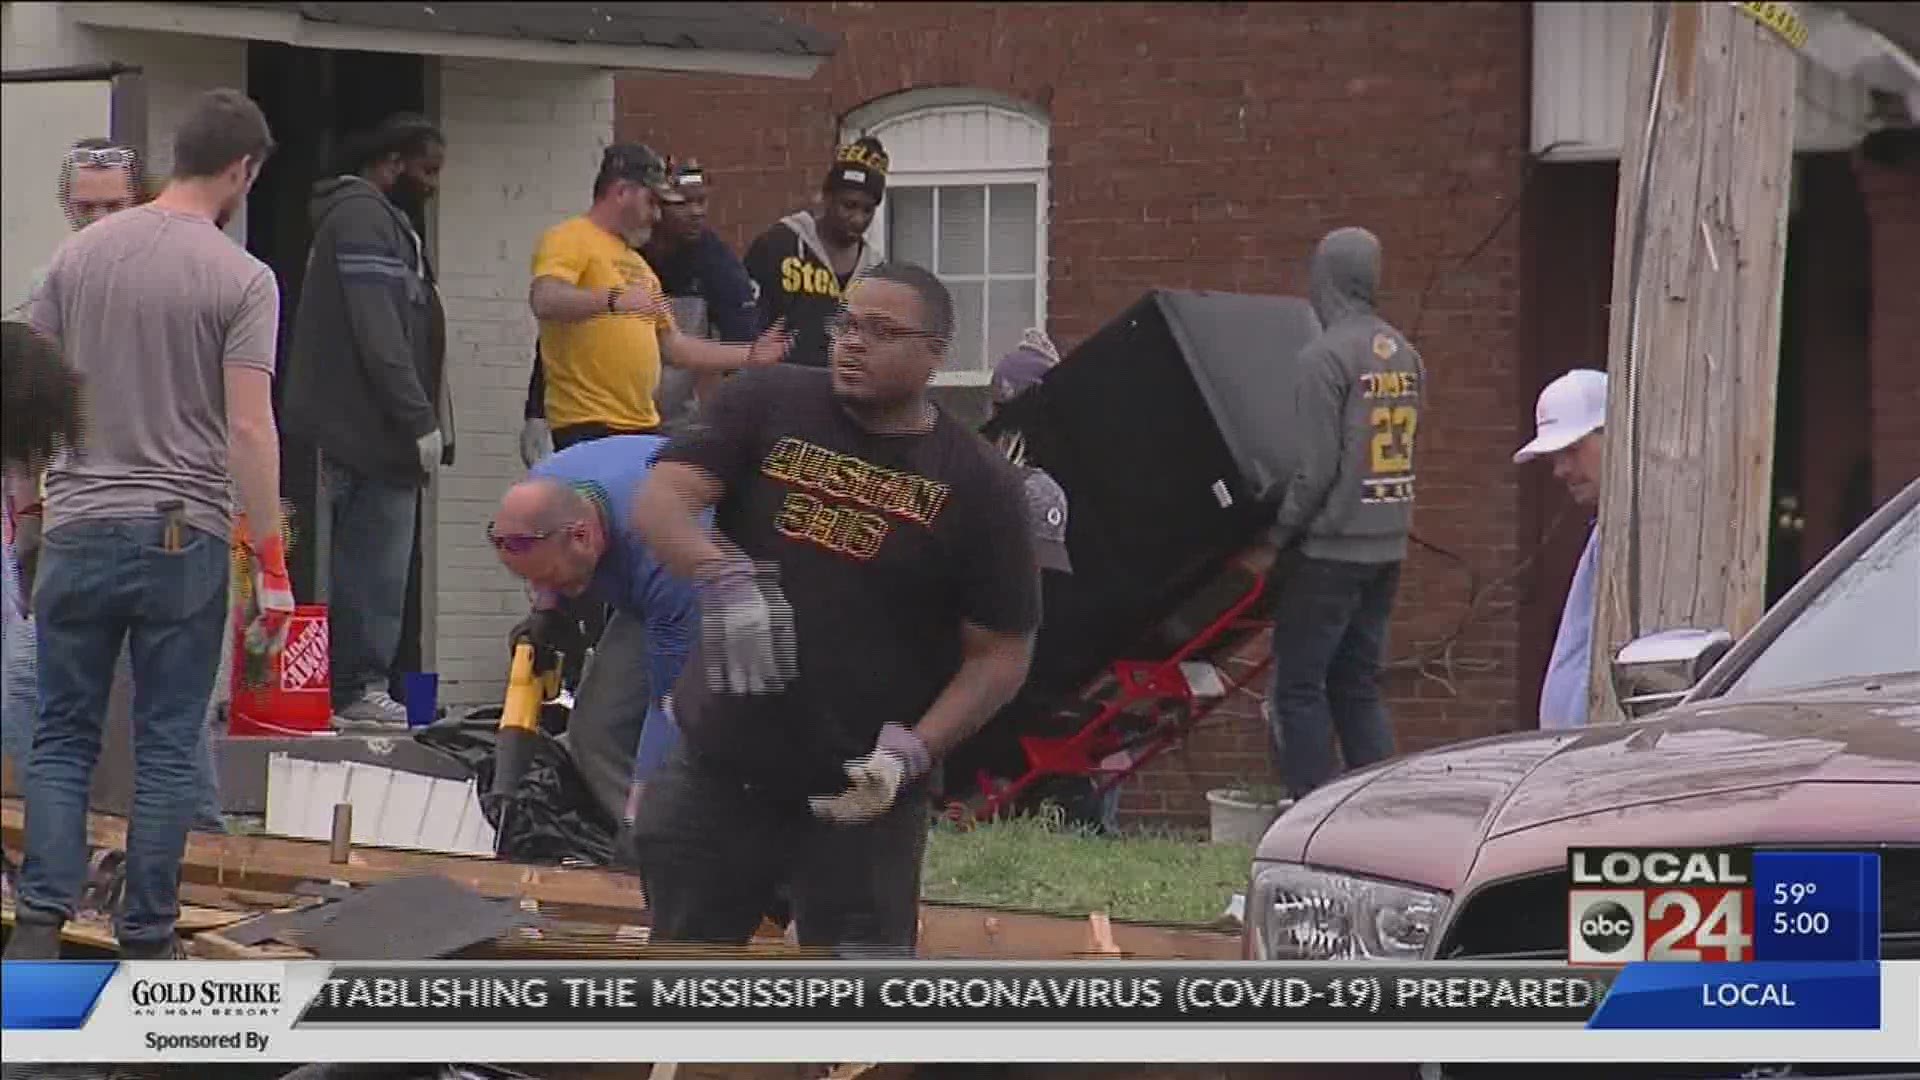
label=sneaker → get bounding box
[332,689,409,731]
[3,917,63,960]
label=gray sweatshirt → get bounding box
[1272,227,1426,564]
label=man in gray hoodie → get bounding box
[280,114,452,730]
[1267,226,1425,799]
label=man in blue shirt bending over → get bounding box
[488,435,697,831]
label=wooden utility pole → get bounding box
[1587,1,1803,723]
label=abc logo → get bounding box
[1578,900,1637,954]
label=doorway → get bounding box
[1514,154,1873,716]
[245,43,434,698]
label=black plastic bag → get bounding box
[413,718,618,867]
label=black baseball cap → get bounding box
[596,142,670,196]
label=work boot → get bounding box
[3,917,64,960]
[117,934,185,960]
[332,688,409,731]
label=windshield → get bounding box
[1727,501,1920,696]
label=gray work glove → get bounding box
[808,723,932,825]
[696,558,797,695]
[519,418,553,468]
[416,429,445,478]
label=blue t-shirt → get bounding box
[529,435,699,779]
[1540,523,1598,730]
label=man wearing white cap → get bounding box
[1513,368,1608,730]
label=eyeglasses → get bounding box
[486,521,562,555]
[66,146,137,169]
[830,312,943,347]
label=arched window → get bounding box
[843,89,1050,385]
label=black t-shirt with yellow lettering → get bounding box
[656,364,1042,800]
[743,218,860,369]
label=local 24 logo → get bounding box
[1566,847,1756,964]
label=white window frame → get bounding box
[843,93,1050,387]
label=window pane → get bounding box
[938,186,986,276]
[988,184,1038,274]
[888,187,934,267]
[986,277,1038,363]
[1728,503,1919,695]
[946,279,985,374]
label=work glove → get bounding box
[243,529,297,664]
[519,418,553,468]
[695,557,797,695]
[808,723,932,825]
[417,429,445,479]
[509,607,582,674]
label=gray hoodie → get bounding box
[1272,227,1426,564]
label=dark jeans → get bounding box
[551,422,655,451]
[1267,555,1401,799]
[20,517,228,945]
[560,609,650,827]
[630,743,927,955]
[322,456,418,708]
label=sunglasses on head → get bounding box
[67,146,137,169]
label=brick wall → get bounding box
[432,59,616,706]
[1853,155,1920,503]
[616,2,1535,823]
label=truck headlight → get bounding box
[1248,862,1449,961]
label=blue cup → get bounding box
[403,672,439,728]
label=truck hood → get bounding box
[1255,674,1920,889]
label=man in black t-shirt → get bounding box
[631,262,1041,954]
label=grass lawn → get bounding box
[920,815,1254,926]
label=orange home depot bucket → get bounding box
[229,604,333,736]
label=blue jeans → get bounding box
[1267,555,1401,799]
[19,517,228,945]
[322,456,418,708]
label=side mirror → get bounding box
[1611,628,1735,718]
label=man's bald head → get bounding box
[491,478,606,597]
[497,478,588,532]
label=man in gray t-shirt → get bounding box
[6,89,294,963]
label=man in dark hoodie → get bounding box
[742,137,887,369]
[1267,226,1424,799]
[281,113,452,731]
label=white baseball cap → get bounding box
[1513,368,1607,464]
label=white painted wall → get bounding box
[432,57,616,707]
[1,2,249,241]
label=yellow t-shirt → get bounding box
[531,217,675,431]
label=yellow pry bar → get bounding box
[1734,1,1810,52]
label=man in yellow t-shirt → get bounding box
[529,143,788,451]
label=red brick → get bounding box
[1853,156,1920,502]
[618,1,1532,824]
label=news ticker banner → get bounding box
[1566,847,1882,964]
[5,961,1916,1065]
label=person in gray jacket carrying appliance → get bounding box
[281,113,453,731]
[1266,226,1425,800]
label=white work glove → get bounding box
[416,429,444,478]
[519,418,553,468]
[696,558,798,695]
[808,723,932,825]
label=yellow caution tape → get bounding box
[1735,1,1809,52]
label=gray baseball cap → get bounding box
[1022,468,1072,574]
